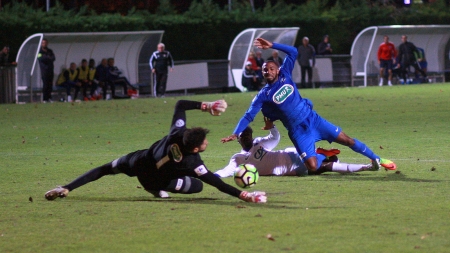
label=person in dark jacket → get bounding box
[0,46,17,66]
[397,35,427,83]
[297,37,316,88]
[37,39,56,103]
[149,43,174,97]
[95,58,110,99]
[107,58,134,99]
[242,61,259,91]
[317,35,333,55]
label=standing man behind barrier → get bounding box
[0,46,17,66]
[377,35,397,86]
[37,38,55,103]
[149,43,174,98]
[297,37,315,89]
[397,35,427,84]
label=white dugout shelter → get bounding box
[228,27,335,90]
[228,27,299,91]
[15,31,164,102]
[351,25,450,86]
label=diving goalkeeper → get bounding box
[45,99,266,204]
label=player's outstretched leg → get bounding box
[334,132,397,170]
[45,163,116,200]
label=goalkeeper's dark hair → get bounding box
[183,127,210,151]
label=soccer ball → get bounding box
[234,164,259,188]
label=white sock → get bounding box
[331,162,369,173]
[388,80,392,85]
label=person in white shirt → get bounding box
[214,119,376,178]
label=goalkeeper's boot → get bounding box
[380,158,397,170]
[147,190,170,198]
[45,186,69,201]
[316,147,340,157]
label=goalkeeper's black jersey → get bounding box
[132,100,241,197]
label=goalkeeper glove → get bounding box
[201,100,227,116]
[239,191,267,203]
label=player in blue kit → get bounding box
[222,37,396,173]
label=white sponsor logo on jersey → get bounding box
[300,152,307,159]
[175,178,183,191]
[273,84,294,104]
[175,119,185,127]
[194,165,208,176]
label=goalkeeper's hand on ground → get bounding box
[201,100,227,116]
[239,191,267,203]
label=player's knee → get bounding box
[166,176,203,194]
[336,132,355,147]
[305,158,318,172]
[187,178,203,193]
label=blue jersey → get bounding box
[233,43,313,135]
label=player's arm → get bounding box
[149,52,156,71]
[272,42,298,74]
[171,99,227,125]
[255,124,280,152]
[196,167,266,203]
[377,44,383,64]
[392,43,398,59]
[222,95,263,143]
[214,155,240,178]
[168,52,174,69]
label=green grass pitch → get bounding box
[1,84,449,252]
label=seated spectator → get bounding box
[107,58,136,99]
[95,58,110,99]
[242,61,259,91]
[0,46,16,66]
[317,35,333,55]
[56,62,81,102]
[414,47,428,81]
[88,59,102,100]
[78,59,96,101]
[266,50,283,66]
[254,50,265,81]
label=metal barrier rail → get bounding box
[0,66,16,104]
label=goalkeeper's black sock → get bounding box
[64,163,115,191]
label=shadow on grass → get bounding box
[316,172,442,183]
[67,195,338,210]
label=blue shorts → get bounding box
[380,59,393,70]
[288,111,341,161]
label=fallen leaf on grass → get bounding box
[379,145,383,149]
[431,167,436,171]
[266,234,275,241]
[395,171,401,174]
[136,186,142,189]
[255,214,262,217]
[236,205,246,209]
[29,197,33,202]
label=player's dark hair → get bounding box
[238,126,253,151]
[265,60,279,68]
[183,127,210,151]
